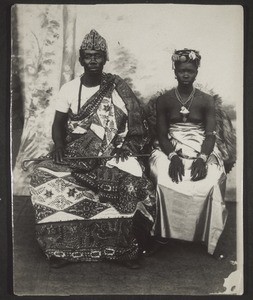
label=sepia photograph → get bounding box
[10,3,243,296]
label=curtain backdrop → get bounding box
[12,5,77,195]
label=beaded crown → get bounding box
[80,29,109,61]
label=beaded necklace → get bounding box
[174,87,195,122]
[70,73,115,121]
[77,74,104,114]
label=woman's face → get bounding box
[174,62,198,87]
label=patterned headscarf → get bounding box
[80,29,109,61]
[171,49,201,69]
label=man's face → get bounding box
[175,62,198,87]
[79,50,106,74]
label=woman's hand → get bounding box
[52,146,65,164]
[111,148,131,163]
[169,155,185,183]
[191,158,207,181]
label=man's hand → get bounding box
[111,148,131,163]
[52,146,65,164]
[191,158,207,181]
[169,155,185,183]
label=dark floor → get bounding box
[13,196,238,296]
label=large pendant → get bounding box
[180,106,189,122]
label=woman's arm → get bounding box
[156,96,174,155]
[191,97,216,181]
[201,97,216,155]
[156,96,184,183]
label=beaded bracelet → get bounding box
[168,151,177,160]
[205,131,216,136]
[197,153,208,162]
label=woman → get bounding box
[29,30,156,269]
[149,49,235,256]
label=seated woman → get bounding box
[29,30,156,269]
[148,49,236,256]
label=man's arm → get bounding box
[156,97,184,183]
[52,111,68,163]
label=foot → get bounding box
[121,259,141,269]
[49,257,70,268]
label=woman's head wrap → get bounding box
[80,29,109,61]
[171,49,201,69]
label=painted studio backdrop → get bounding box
[11,4,242,196]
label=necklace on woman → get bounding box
[174,87,195,122]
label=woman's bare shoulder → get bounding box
[195,89,214,107]
[157,89,175,105]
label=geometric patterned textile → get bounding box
[65,199,109,219]
[31,162,156,262]
[29,73,157,262]
[36,219,138,262]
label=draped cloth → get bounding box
[29,73,156,262]
[149,123,227,255]
[12,5,77,195]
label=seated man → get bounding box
[149,49,236,257]
[29,29,156,269]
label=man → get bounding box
[30,30,156,269]
[149,49,235,257]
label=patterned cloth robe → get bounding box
[29,73,156,262]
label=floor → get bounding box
[12,195,238,296]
